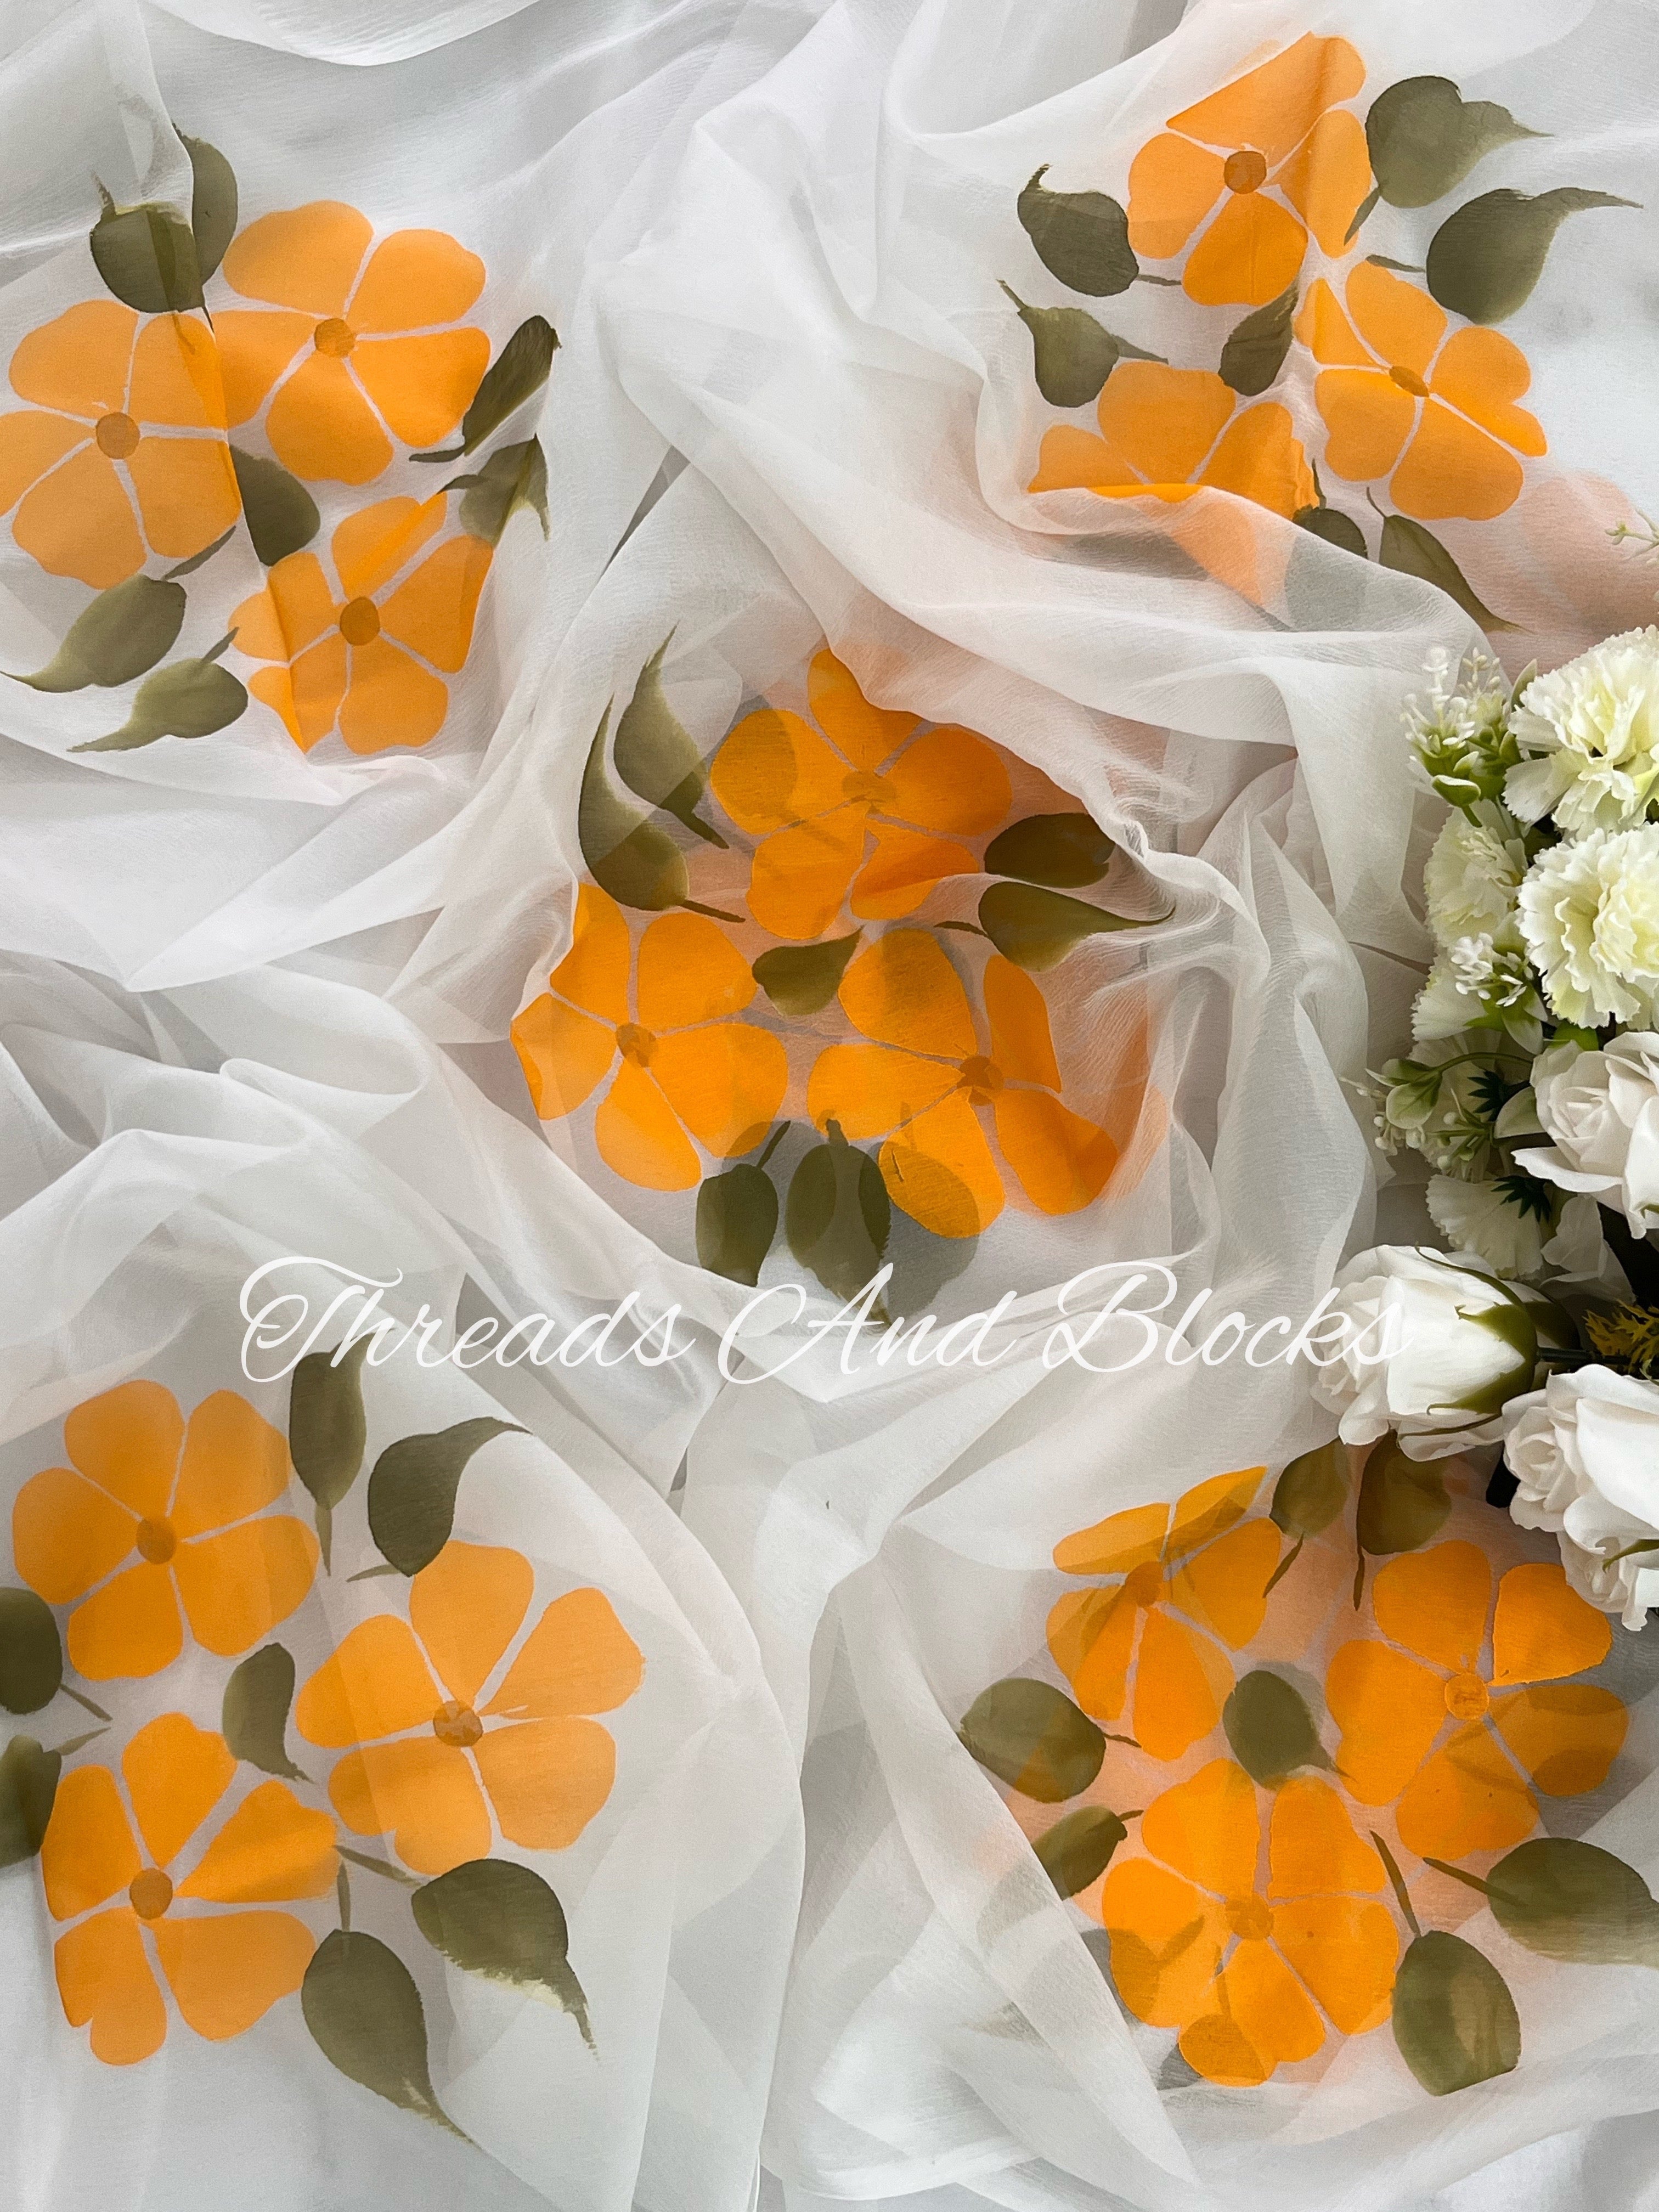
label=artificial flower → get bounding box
[1423,810,1529,950]
[1412,937,1545,1053]
[1405,648,1521,810]
[1506,628,1659,834]
[1504,1367,1659,1629]
[1517,1033,1659,1234]
[1031,363,1313,518]
[1517,825,1659,1029]
[1425,1172,1554,1280]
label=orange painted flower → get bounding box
[12,1381,317,1682]
[294,1541,643,1876]
[215,202,489,483]
[1047,1469,1277,1761]
[1327,1543,1626,1861]
[231,495,490,753]
[1126,33,1369,306]
[806,930,1128,1238]
[1031,364,1314,518]
[42,1713,336,2066]
[1296,263,1547,521]
[1099,1761,1398,2085]
[709,649,1012,941]
[0,301,238,588]
[512,883,788,1192]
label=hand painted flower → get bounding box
[231,495,490,753]
[1126,33,1369,306]
[0,301,239,587]
[41,1713,335,2066]
[1504,1367,1659,1630]
[1047,1469,1277,1762]
[1518,1033,1659,1234]
[512,884,788,1191]
[1517,825,1659,1028]
[1031,363,1313,519]
[806,930,1141,1238]
[1327,1542,1626,1859]
[294,1541,643,1876]
[215,202,490,483]
[1099,1762,1397,2086]
[708,650,1011,943]
[12,1381,317,1680]
[1296,263,1546,522]
[1506,627,1659,834]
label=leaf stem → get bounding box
[680,899,742,923]
[1264,1532,1304,1594]
[163,522,238,580]
[347,1564,404,1583]
[336,1863,351,1931]
[1372,1832,1423,1940]
[338,1845,420,1889]
[1352,1551,1367,1610]
[45,1726,108,1758]
[1134,272,1181,286]
[62,1685,111,1723]
[1422,1855,1491,1896]
[936,919,988,936]
[755,1122,791,1171]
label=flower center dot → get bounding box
[1121,1561,1164,1609]
[616,1023,656,1067]
[338,597,380,646]
[841,769,893,806]
[1444,1670,1489,1720]
[1227,1895,1273,1943]
[957,1053,1005,1104]
[1389,364,1430,398]
[432,1701,483,1748]
[1222,150,1268,195]
[135,1516,176,1565]
[314,317,356,358]
[128,1867,173,1921]
[95,411,140,459]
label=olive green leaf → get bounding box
[71,639,249,753]
[229,447,320,567]
[180,135,238,283]
[786,1119,889,1307]
[984,812,1114,889]
[10,575,186,693]
[302,1928,464,2135]
[0,1736,60,1869]
[416,316,559,462]
[998,284,1160,409]
[1035,1806,1128,1897]
[366,1416,525,1577]
[1379,513,1514,631]
[614,634,725,849]
[222,1643,308,1782]
[1218,285,1297,398]
[696,1156,780,1288]
[1482,1837,1659,1967]
[752,931,861,1016]
[0,1589,64,1716]
[1266,1440,1348,1590]
[90,188,201,313]
[1017,167,1138,297]
[1294,503,1369,557]
[1392,1931,1520,2095]
[289,1338,370,1571]
[978,881,1171,970]
[413,1857,593,2048]
[960,1678,1106,1803]
[578,703,690,912]
[1356,1434,1451,1602]
[1365,78,1544,211]
[1222,1670,1333,1788]
[444,437,548,545]
[1426,187,1639,325]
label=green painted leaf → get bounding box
[1426,187,1638,324]
[786,1120,889,1306]
[984,812,1114,889]
[455,316,558,455]
[13,575,186,693]
[1017,167,1138,296]
[1486,1837,1659,1967]
[72,655,248,753]
[222,1643,308,1781]
[444,436,548,546]
[1379,514,1514,632]
[0,1589,63,1716]
[1271,1441,1348,1538]
[367,1417,524,1577]
[181,135,238,283]
[960,1678,1105,1803]
[998,285,1157,408]
[413,1857,592,2047]
[1034,1805,1127,1896]
[752,931,861,1015]
[1294,503,1369,557]
[614,634,725,847]
[89,188,202,313]
[978,881,1167,970]
[1392,1931,1520,2095]
[577,704,689,912]
[1366,78,1544,210]
[696,1162,779,1288]
[1222,1670,1332,1787]
[1356,1434,1451,1560]
[302,1928,462,2134]
[289,1337,370,1569]
[230,447,320,566]
[1218,285,1297,397]
[0,1736,60,1869]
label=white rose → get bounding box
[1426,1174,1548,1279]
[1505,626,1659,834]
[1516,825,1659,1028]
[1517,1033,1659,1234]
[1312,1244,1561,1459]
[1503,1367,1659,1629]
[1423,811,1528,948]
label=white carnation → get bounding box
[1426,1174,1549,1279]
[1517,825,1659,1027]
[1517,1033,1659,1235]
[1504,1367,1659,1629]
[1423,811,1528,948]
[1505,627,1659,834]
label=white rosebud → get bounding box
[1506,627,1659,835]
[1517,1033,1659,1235]
[1517,825,1659,1028]
[1503,1367,1659,1629]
